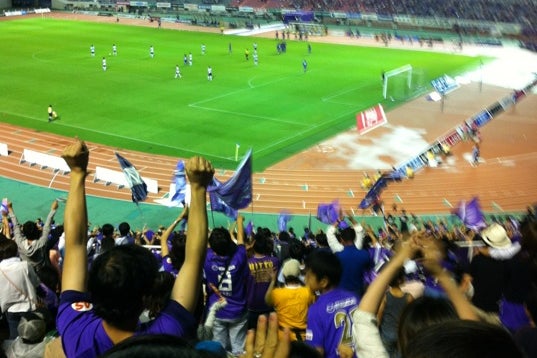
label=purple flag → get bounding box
[171,160,187,204]
[115,153,148,203]
[453,197,487,231]
[316,200,339,224]
[278,211,291,232]
[245,220,254,237]
[208,149,252,210]
[209,178,238,220]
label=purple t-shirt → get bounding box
[161,255,179,276]
[204,245,248,320]
[57,290,196,358]
[246,255,280,312]
[306,288,359,358]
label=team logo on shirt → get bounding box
[305,329,312,341]
[71,301,93,312]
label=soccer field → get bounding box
[0,17,486,171]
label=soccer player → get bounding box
[90,44,95,57]
[150,45,154,58]
[253,42,257,51]
[303,59,308,73]
[188,52,193,66]
[253,52,258,66]
[207,66,212,81]
[112,44,117,56]
[175,65,181,79]
[102,57,107,71]
[245,48,249,61]
[183,54,188,66]
[201,43,206,55]
[305,250,358,358]
[48,105,53,122]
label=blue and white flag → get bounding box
[209,180,238,220]
[278,211,291,232]
[115,153,148,203]
[171,160,187,204]
[209,149,252,210]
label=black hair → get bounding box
[88,245,159,331]
[118,222,131,237]
[208,227,236,257]
[169,232,187,271]
[315,232,328,247]
[305,250,342,287]
[22,220,40,240]
[99,334,222,358]
[279,231,291,242]
[0,237,18,260]
[340,227,356,243]
[144,271,175,319]
[398,296,457,355]
[289,340,323,358]
[404,320,524,358]
[289,240,305,261]
[388,267,406,288]
[102,223,115,238]
[253,233,272,255]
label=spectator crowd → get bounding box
[0,138,536,357]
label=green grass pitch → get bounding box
[0,17,486,171]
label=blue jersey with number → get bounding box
[204,245,248,319]
[306,288,359,358]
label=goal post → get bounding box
[383,64,413,99]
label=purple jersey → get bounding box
[204,245,249,320]
[57,290,196,357]
[161,255,178,276]
[246,255,280,312]
[306,288,359,358]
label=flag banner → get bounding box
[209,188,238,220]
[316,200,339,224]
[359,178,387,209]
[356,104,387,135]
[208,149,252,210]
[171,160,187,204]
[245,220,254,237]
[115,153,148,203]
[452,197,487,231]
[278,211,291,232]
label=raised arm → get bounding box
[420,241,478,321]
[171,156,214,313]
[1,209,10,239]
[35,200,59,249]
[160,206,188,258]
[236,214,244,246]
[61,138,90,293]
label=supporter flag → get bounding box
[278,211,291,232]
[245,220,254,237]
[209,149,252,210]
[452,197,487,231]
[171,160,187,205]
[209,185,238,220]
[115,153,148,203]
[316,200,339,224]
[356,104,387,135]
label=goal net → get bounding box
[382,64,413,100]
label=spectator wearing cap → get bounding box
[469,224,509,317]
[265,259,314,341]
[5,311,48,358]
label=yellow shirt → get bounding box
[270,285,315,333]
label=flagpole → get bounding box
[235,143,240,162]
[210,208,215,229]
